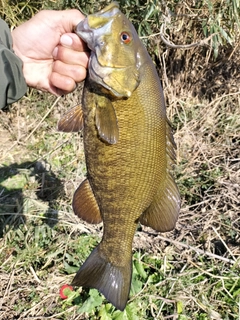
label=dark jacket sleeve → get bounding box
[0,19,27,109]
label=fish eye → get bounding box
[120,32,131,44]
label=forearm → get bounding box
[0,19,27,109]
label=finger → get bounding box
[44,9,86,34]
[56,9,86,33]
[52,60,87,83]
[53,46,89,68]
[50,71,76,94]
[60,33,89,52]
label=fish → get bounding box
[58,2,180,311]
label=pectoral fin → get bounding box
[140,173,180,232]
[58,105,83,132]
[95,97,119,144]
[73,179,102,224]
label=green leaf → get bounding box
[218,25,233,44]
[63,261,79,274]
[130,267,143,295]
[113,310,125,320]
[78,289,104,313]
[177,300,184,314]
[134,261,147,279]
[125,303,139,320]
[1,173,27,191]
[144,4,155,20]
[99,304,113,320]
[113,303,139,320]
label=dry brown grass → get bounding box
[0,0,240,319]
[0,82,239,319]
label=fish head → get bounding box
[75,2,145,98]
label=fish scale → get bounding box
[58,2,180,311]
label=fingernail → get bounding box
[52,47,58,58]
[60,34,73,46]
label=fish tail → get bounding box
[71,245,132,311]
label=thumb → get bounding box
[60,33,89,51]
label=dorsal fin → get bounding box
[57,105,83,132]
[73,179,102,224]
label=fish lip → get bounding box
[75,2,120,48]
[75,19,95,51]
[98,2,120,16]
[75,18,113,53]
[75,18,88,34]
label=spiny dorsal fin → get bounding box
[73,179,102,224]
[139,120,180,232]
[95,96,119,144]
[57,105,83,132]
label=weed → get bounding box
[0,1,239,319]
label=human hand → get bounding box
[12,10,89,96]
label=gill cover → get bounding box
[75,2,142,98]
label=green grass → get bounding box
[0,1,240,319]
[1,88,239,320]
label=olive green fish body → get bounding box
[58,2,180,311]
[84,68,164,247]
[83,61,167,241]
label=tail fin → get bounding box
[71,245,132,311]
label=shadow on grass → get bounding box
[0,160,64,237]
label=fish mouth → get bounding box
[75,19,96,51]
[75,2,120,50]
[75,2,127,97]
[75,2,137,98]
[95,1,120,16]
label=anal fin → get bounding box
[73,179,102,224]
[140,172,180,232]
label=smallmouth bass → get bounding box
[58,2,180,311]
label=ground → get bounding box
[0,15,240,320]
